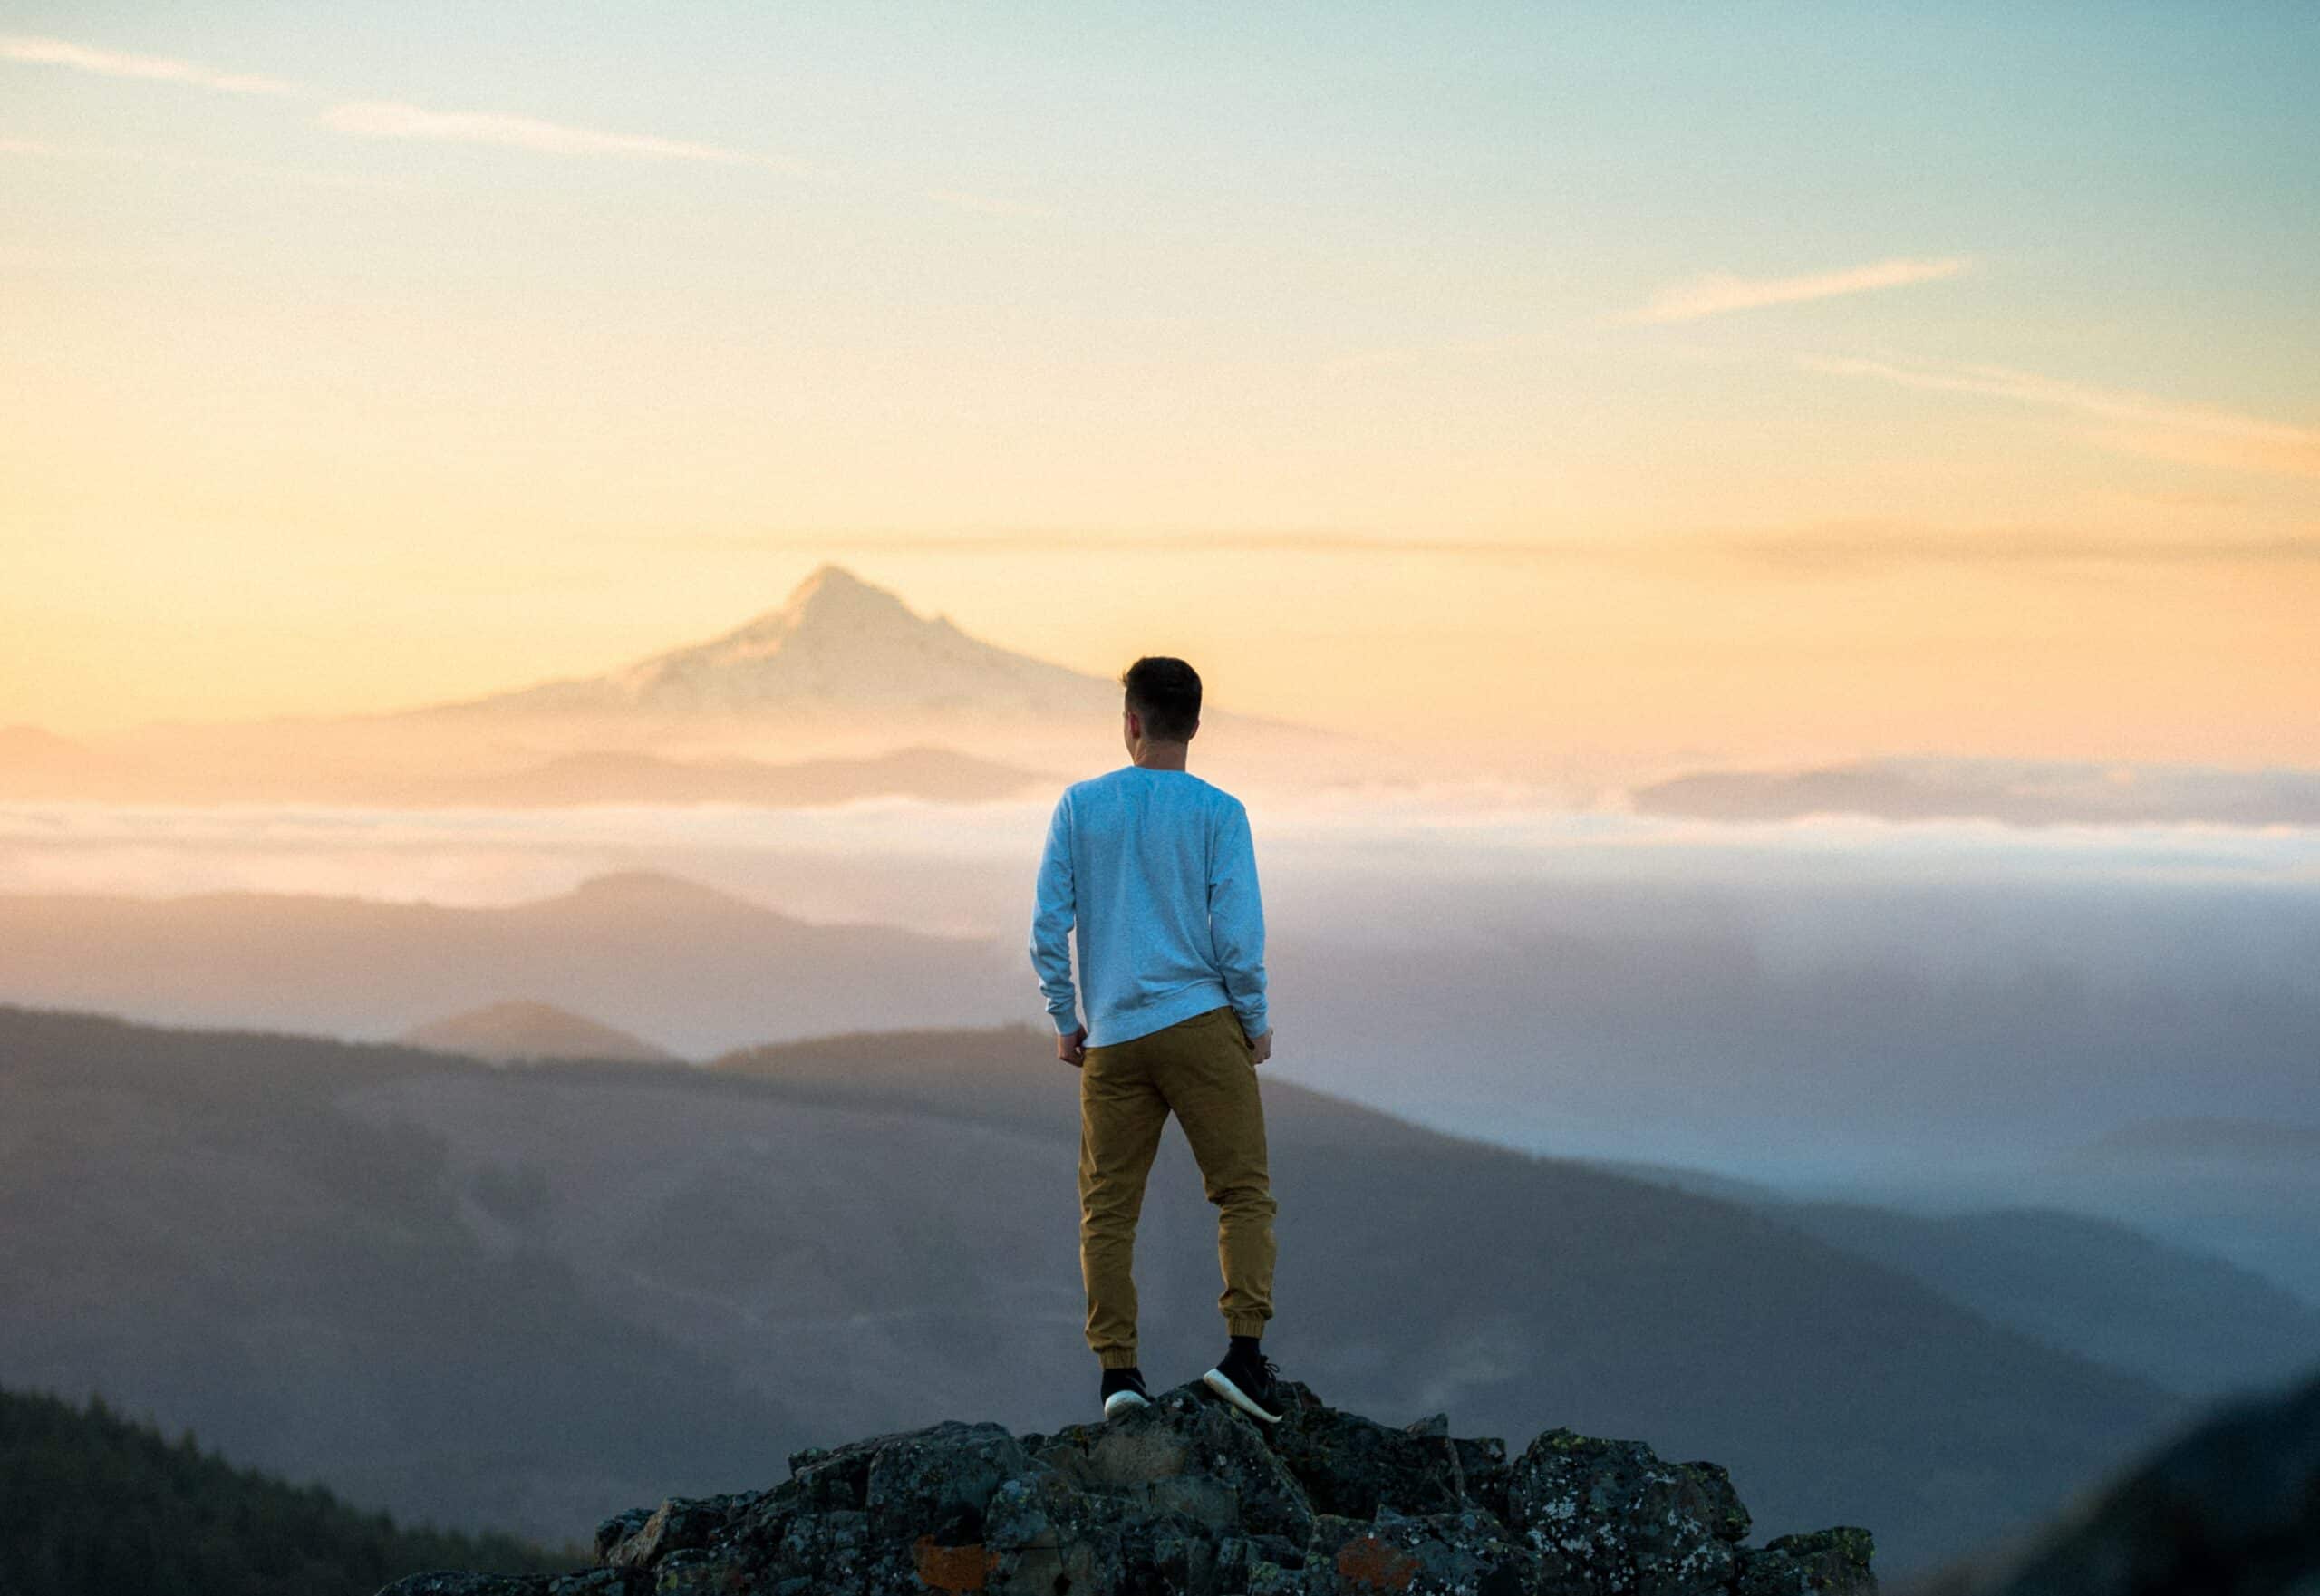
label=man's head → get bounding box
[1121,656,1201,750]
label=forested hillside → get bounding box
[0,1385,567,1596]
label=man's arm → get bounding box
[1208,799,1271,1049]
[1028,791,1086,1060]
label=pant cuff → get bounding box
[1097,1349,1142,1370]
[1226,1314,1270,1338]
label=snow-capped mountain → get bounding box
[16,565,1383,801]
[434,564,1116,721]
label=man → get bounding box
[1028,655,1283,1425]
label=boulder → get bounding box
[1504,1428,1754,1596]
[1735,1529,1878,1595]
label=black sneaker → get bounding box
[1100,1366,1151,1419]
[1203,1340,1282,1424]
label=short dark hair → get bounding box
[1121,656,1202,741]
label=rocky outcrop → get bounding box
[379,1382,1874,1595]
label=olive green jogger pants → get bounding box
[1078,1002,1277,1370]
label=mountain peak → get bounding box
[421,560,1246,728]
[612,563,964,686]
[570,868,728,895]
[530,562,1107,718]
[713,564,932,653]
[792,561,884,604]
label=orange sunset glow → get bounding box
[5,11,2315,784]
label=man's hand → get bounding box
[1057,1026,1088,1069]
[1249,1026,1273,1067]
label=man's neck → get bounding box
[1129,743,1190,771]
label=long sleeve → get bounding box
[1207,800,1270,1038]
[1028,791,1082,1035]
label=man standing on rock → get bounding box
[1029,655,1283,1425]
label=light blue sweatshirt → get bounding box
[1029,765,1270,1049]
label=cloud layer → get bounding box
[1631,755,2320,828]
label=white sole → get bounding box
[1202,1368,1281,1425]
[1102,1390,1150,1419]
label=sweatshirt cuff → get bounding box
[1050,1011,1083,1036]
[1237,1008,1269,1039]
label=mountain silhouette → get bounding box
[399,1000,683,1066]
[0,872,1020,1052]
[0,1004,2181,1571]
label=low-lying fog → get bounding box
[6,787,2316,1297]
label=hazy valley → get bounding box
[0,1002,2253,1576]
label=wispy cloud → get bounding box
[0,33,301,97]
[1627,256,1973,324]
[318,100,811,172]
[1803,353,2320,479]
[5,33,1027,208]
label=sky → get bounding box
[4,2,2315,771]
